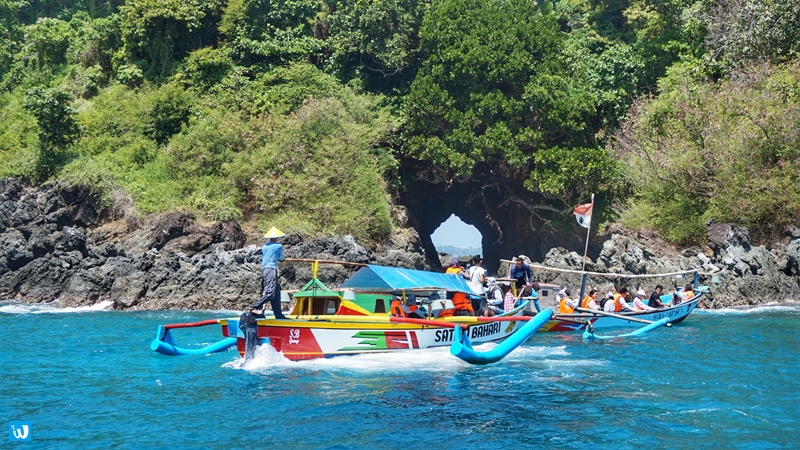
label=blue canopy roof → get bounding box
[340,265,473,293]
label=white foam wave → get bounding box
[698,301,800,315]
[0,300,114,314]
[223,341,573,374]
[223,344,468,373]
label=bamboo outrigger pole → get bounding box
[578,194,594,302]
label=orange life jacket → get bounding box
[452,292,474,314]
[683,290,694,301]
[445,267,462,275]
[613,293,625,312]
[438,309,455,318]
[559,298,574,314]
[390,300,406,317]
[581,295,594,309]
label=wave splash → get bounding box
[0,300,114,314]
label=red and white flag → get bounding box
[573,202,593,228]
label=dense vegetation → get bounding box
[0,0,797,244]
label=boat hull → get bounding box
[239,312,525,360]
[538,296,701,332]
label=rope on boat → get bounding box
[499,259,699,279]
[283,258,367,267]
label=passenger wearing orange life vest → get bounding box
[557,288,577,314]
[445,258,469,279]
[391,295,425,318]
[612,287,634,312]
[451,291,474,316]
[581,289,599,310]
[390,296,406,317]
[676,284,695,304]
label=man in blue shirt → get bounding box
[510,256,541,312]
[510,256,533,291]
[249,226,287,319]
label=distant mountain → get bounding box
[435,245,482,258]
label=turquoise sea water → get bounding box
[2,301,799,449]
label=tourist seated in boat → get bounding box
[675,284,695,303]
[390,295,426,318]
[612,287,635,312]
[632,289,656,311]
[502,283,516,312]
[445,257,470,279]
[581,289,600,310]
[557,288,578,313]
[648,284,667,308]
[480,277,504,317]
[599,291,615,311]
[451,291,475,316]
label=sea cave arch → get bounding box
[397,161,592,275]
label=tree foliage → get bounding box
[705,0,800,69]
[615,61,800,244]
[402,0,620,208]
[1,0,799,245]
[22,87,80,180]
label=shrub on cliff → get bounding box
[614,61,800,244]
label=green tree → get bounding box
[402,0,614,208]
[219,0,324,66]
[146,82,195,146]
[704,0,800,69]
[118,0,221,80]
[22,87,80,180]
[614,61,800,244]
[326,0,427,93]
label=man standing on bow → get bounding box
[249,226,287,319]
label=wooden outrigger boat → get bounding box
[152,261,531,360]
[542,294,703,332]
[501,259,707,334]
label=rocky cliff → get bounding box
[1,178,797,310]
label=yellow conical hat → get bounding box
[264,226,285,238]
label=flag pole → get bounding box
[578,194,594,302]
[581,193,594,273]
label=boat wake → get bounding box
[698,301,800,315]
[0,300,114,314]
[223,342,575,374]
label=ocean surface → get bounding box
[2,301,799,449]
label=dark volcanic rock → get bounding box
[0,177,797,310]
[533,222,800,308]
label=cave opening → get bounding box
[430,214,483,259]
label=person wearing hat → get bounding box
[249,226,287,319]
[481,277,504,317]
[557,287,577,313]
[445,257,469,279]
[632,288,656,311]
[510,255,541,312]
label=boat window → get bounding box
[325,299,337,315]
[374,299,386,314]
[310,297,341,315]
